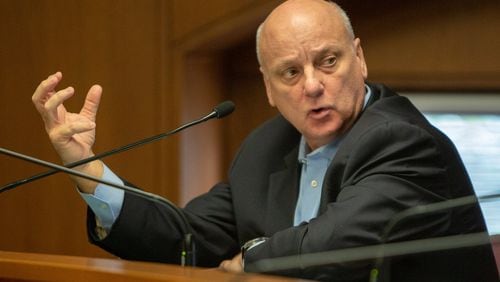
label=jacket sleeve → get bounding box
[87,181,240,267]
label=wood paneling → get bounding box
[171,0,281,49]
[341,0,500,90]
[171,0,282,204]
[0,0,172,258]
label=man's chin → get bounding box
[304,131,339,149]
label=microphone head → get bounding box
[214,101,235,119]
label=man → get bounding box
[32,0,498,281]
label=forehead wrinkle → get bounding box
[260,11,350,72]
[310,43,343,55]
[257,0,354,66]
[263,18,348,54]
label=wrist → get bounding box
[241,237,268,269]
[73,160,104,194]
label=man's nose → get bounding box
[303,69,324,98]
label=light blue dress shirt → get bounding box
[79,165,124,230]
[82,85,372,231]
[294,138,340,226]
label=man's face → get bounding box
[259,2,368,150]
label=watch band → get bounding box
[241,237,268,268]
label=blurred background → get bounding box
[0,0,499,259]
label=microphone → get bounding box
[0,146,197,266]
[211,100,235,118]
[0,100,235,194]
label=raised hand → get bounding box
[32,72,104,193]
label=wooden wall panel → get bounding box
[0,0,172,257]
[171,0,282,204]
[179,54,225,203]
[341,0,500,90]
[171,0,268,41]
[221,41,277,171]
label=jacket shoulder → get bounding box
[229,115,300,176]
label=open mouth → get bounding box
[309,107,331,119]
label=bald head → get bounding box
[254,0,368,149]
[256,0,354,67]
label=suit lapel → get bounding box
[265,146,300,235]
[319,83,383,213]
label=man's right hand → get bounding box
[32,72,104,194]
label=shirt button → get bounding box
[100,204,108,210]
[311,180,318,188]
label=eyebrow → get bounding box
[267,43,344,72]
[313,44,342,55]
[274,59,298,70]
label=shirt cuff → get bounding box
[79,164,125,231]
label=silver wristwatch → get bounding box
[241,237,268,268]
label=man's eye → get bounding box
[322,56,337,67]
[283,68,299,78]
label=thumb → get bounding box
[80,85,102,122]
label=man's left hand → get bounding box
[219,252,243,273]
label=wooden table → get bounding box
[0,250,307,281]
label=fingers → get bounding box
[32,73,103,129]
[32,73,101,168]
[218,253,243,273]
[32,72,70,126]
[49,118,96,143]
[43,86,75,124]
[32,72,62,109]
[219,260,230,270]
[219,259,243,273]
[80,85,103,122]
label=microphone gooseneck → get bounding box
[0,101,235,194]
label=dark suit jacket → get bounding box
[88,83,498,281]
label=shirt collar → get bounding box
[363,84,372,109]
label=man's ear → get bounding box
[260,67,276,107]
[354,38,368,79]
